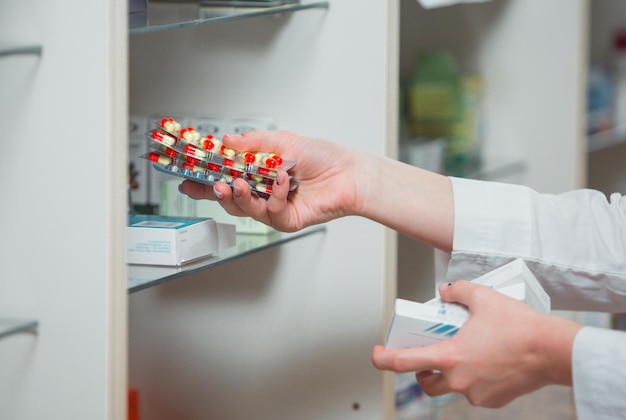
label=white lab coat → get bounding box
[446,177,626,419]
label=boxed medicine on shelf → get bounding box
[127,215,236,266]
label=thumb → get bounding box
[438,279,485,307]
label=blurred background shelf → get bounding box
[129,1,329,35]
[0,319,38,340]
[587,125,626,153]
[0,45,42,57]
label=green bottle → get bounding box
[408,50,462,138]
[407,50,482,174]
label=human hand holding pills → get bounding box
[179,129,364,233]
[144,117,297,199]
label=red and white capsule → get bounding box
[151,130,176,147]
[262,156,277,169]
[207,162,221,172]
[180,127,201,145]
[182,162,205,173]
[229,168,243,178]
[185,155,200,165]
[160,117,181,133]
[257,167,277,178]
[164,147,178,158]
[247,173,264,183]
[148,152,173,166]
[220,145,236,158]
[242,151,256,164]
[184,144,208,159]
[267,153,283,166]
[201,137,221,153]
[255,183,272,194]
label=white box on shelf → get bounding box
[385,259,550,350]
[127,215,236,266]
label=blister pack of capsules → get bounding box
[141,117,298,199]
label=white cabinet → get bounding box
[0,0,127,419]
[127,1,397,419]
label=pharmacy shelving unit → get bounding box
[127,227,327,293]
[0,0,128,418]
[126,2,398,419]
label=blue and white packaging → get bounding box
[127,215,236,266]
[386,299,467,349]
[385,259,550,350]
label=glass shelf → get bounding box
[0,45,42,57]
[128,226,326,293]
[587,125,626,153]
[0,319,38,340]
[129,1,329,35]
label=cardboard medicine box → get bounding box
[385,259,551,350]
[127,215,236,266]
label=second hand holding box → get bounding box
[385,259,550,350]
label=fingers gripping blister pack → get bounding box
[385,259,551,350]
[141,117,298,199]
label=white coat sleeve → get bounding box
[573,326,626,419]
[446,177,626,419]
[446,177,626,312]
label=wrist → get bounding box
[530,313,582,386]
[349,149,382,217]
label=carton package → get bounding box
[127,215,235,266]
[385,259,550,350]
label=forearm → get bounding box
[352,150,454,252]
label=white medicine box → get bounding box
[385,259,551,350]
[127,215,236,266]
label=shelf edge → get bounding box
[0,319,38,340]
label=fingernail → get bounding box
[178,184,187,195]
[224,132,243,140]
[276,171,286,186]
[441,282,452,291]
[213,185,224,200]
[233,184,242,197]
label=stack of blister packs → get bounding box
[142,117,298,199]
